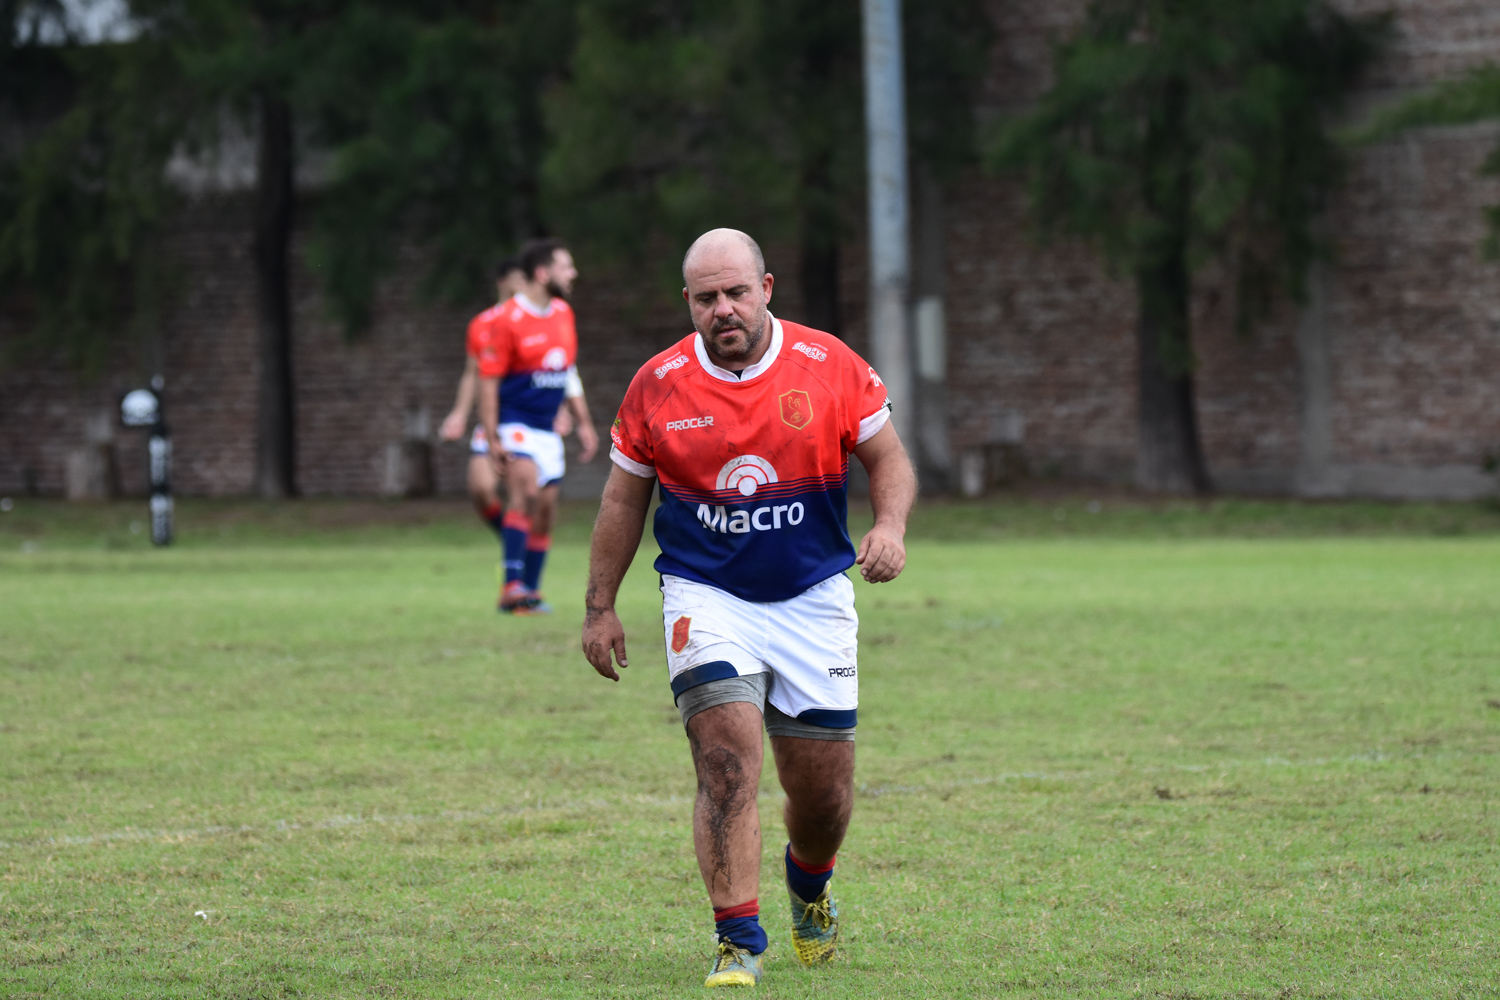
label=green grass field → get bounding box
[2,496,1498,998]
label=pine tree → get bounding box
[0,0,573,496]
[542,0,987,336]
[987,0,1387,493]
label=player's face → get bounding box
[541,250,577,299]
[683,249,774,366]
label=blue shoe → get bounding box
[786,863,839,966]
[705,938,763,987]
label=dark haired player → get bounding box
[582,229,916,986]
[478,239,598,614]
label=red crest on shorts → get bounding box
[779,389,813,430]
[671,615,691,653]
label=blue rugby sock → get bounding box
[522,535,550,592]
[500,511,530,584]
[713,900,767,955]
[785,844,835,901]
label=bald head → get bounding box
[681,228,775,369]
[682,228,766,286]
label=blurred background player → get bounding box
[478,238,598,614]
[441,254,596,609]
[440,257,527,557]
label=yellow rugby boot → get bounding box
[786,873,840,966]
[704,939,763,987]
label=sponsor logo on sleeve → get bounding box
[654,354,690,379]
[868,366,884,387]
[791,341,828,362]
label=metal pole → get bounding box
[861,0,913,447]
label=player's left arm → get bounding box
[852,421,917,583]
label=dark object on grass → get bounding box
[120,378,171,546]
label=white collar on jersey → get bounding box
[693,313,784,384]
[510,292,561,318]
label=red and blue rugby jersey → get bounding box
[469,294,578,430]
[610,315,891,603]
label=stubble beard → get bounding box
[700,308,766,366]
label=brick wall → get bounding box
[3,0,1499,501]
[939,0,1500,498]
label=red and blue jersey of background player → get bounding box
[610,315,891,603]
[469,294,578,431]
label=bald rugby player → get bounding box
[582,229,917,987]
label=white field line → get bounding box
[0,750,1440,853]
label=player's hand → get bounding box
[577,422,599,463]
[489,445,509,477]
[855,523,906,583]
[554,407,575,436]
[582,607,628,682]
[439,411,466,441]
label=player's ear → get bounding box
[682,287,690,302]
[762,272,774,303]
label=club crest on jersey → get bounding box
[779,389,813,430]
[672,615,691,654]
[716,455,778,498]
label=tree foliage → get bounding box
[985,0,1387,493]
[0,8,185,368]
[988,0,1388,339]
[542,0,988,320]
[3,0,990,364]
[1352,63,1500,258]
[0,0,576,361]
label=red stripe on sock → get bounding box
[525,534,551,552]
[481,501,502,520]
[713,899,759,921]
[501,511,531,531]
[788,852,836,875]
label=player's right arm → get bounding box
[478,374,501,469]
[582,464,655,682]
[440,356,479,441]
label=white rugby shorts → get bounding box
[661,572,859,729]
[498,422,565,487]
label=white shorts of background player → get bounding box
[662,571,859,728]
[472,423,566,488]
